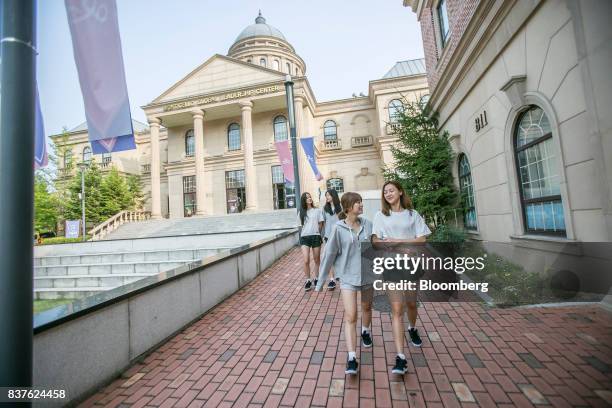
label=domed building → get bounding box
[53,12,428,219]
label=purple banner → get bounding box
[274,140,295,184]
[34,87,48,169]
[299,137,323,181]
[65,0,135,154]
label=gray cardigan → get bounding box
[316,217,373,290]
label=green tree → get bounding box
[34,173,59,234]
[65,162,104,225]
[99,167,131,219]
[126,174,144,210]
[384,101,460,226]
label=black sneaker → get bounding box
[304,280,312,291]
[345,357,359,375]
[409,328,422,347]
[361,331,372,348]
[313,279,318,288]
[327,280,336,290]
[391,355,408,375]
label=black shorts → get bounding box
[300,235,322,248]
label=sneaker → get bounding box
[408,328,422,347]
[313,279,318,288]
[336,277,340,282]
[361,331,373,348]
[327,280,336,290]
[304,280,312,291]
[345,357,359,375]
[391,355,408,375]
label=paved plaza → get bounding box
[80,248,612,408]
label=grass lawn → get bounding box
[34,299,75,314]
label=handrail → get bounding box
[88,210,151,241]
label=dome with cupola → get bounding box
[228,11,307,76]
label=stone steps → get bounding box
[34,259,192,277]
[34,273,154,290]
[35,287,115,300]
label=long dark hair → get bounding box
[381,180,413,216]
[323,189,342,216]
[338,192,362,221]
[299,192,315,225]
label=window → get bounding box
[82,146,92,163]
[102,152,112,165]
[323,120,337,141]
[273,115,288,141]
[225,169,246,213]
[273,60,280,71]
[458,154,477,230]
[64,150,72,168]
[227,123,241,151]
[419,94,430,108]
[326,178,344,194]
[286,62,291,73]
[514,106,565,235]
[437,0,450,48]
[271,165,295,209]
[183,175,196,217]
[259,58,267,67]
[388,99,404,124]
[185,129,195,157]
[295,67,299,76]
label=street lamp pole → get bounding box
[0,0,36,391]
[78,162,88,241]
[284,75,301,204]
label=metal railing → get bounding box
[88,210,151,241]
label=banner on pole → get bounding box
[274,140,295,184]
[65,0,136,154]
[65,220,81,238]
[299,137,323,181]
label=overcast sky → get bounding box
[38,0,424,136]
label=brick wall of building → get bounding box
[419,0,479,94]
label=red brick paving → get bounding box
[79,248,612,407]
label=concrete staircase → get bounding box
[34,247,224,300]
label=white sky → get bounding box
[37,0,424,136]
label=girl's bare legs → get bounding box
[312,246,321,279]
[388,290,405,355]
[361,288,373,329]
[341,289,358,353]
[301,246,311,279]
[406,300,418,327]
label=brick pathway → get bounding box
[80,248,612,408]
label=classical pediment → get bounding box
[151,55,286,104]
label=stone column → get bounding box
[148,117,162,219]
[193,109,207,216]
[240,101,257,211]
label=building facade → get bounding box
[52,12,429,219]
[404,0,612,247]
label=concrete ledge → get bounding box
[33,229,299,407]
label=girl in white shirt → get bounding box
[372,180,431,376]
[322,189,342,290]
[298,192,324,291]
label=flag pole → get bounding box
[0,0,36,392]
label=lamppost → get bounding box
[284,75,301,205]
[78,162,89,241]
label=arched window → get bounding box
[458,154,477,230]
[82,146,92,163]
[273,115,288,141]
[323,120,337,141]
[326,178,344,194]
[185,129,195,157]
[419,94,430,108]
[64,150,72,168]
[273,60,280,71]
[285,62,291,73]
[515,106,565,235]
[295,67,299,76]
[259,58,267,67]
[227,123,241,151]
[388,99,404,123]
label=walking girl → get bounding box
[299,192,324,291]
[316,192,373,375]
[322,189,342,290]
[372,181,431,375]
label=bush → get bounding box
[35,236,91,245]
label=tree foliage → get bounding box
[383,101,460,226]
[34,173,59,233]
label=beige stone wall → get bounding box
[438,0,611,242]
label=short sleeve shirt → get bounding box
[372,209,431,240]
[299,208,324,237]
